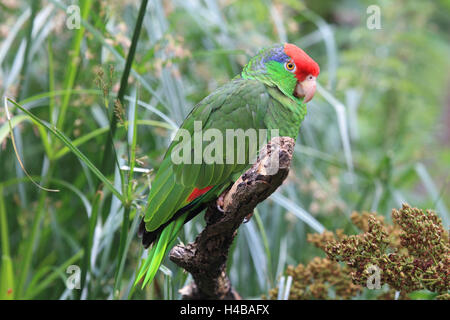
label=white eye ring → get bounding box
[284,61,296,72]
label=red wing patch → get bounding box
[187,186,213,202]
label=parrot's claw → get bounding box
[216,193,225,212]
[243,211,254,223]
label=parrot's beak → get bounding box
[295,76,317,103]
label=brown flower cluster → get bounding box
[312,204,449,298]
[270,204,448,300]
[268,257,361,300]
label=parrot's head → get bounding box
[242,43,320,103]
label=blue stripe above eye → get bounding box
[242,44,290,77]
[262,46,289,64]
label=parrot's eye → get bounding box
[285,61,296,72]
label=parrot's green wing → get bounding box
[143,78,270,232]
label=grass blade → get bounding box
[56,0,93,130]
[271,193,326,233]
[6,98,124,201]
[0,186,14,299]
[100,0,149,178]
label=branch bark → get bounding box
[169,136,295,299]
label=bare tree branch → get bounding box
[169,136,295,299]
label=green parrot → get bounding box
[135,43,320,288]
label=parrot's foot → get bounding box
[216,193,225,212]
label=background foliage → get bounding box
[0,0,448,299]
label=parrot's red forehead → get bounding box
[284,43,320,81]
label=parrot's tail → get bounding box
[137,200,208,248]
[133,203,208,289]
[134,216,185,289]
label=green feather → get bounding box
[209,161,224,186]
[196,163,215,189]
[181,162,201,186]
